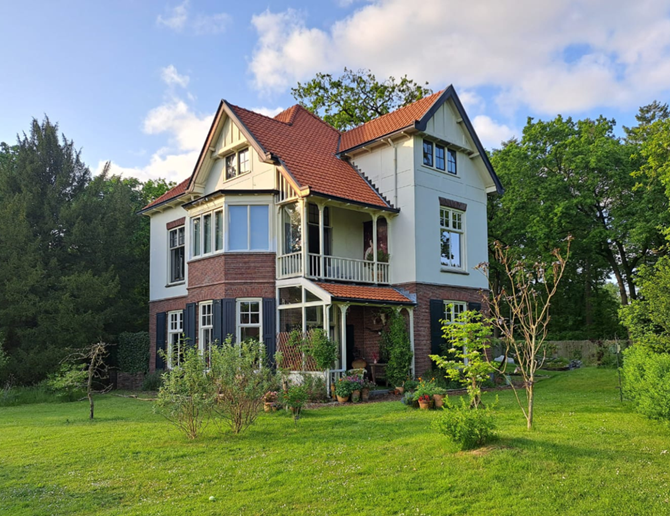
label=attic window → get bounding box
[224,147,251,180]
[423,139,457,176]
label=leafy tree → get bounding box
[291,68,432,131]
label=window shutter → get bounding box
[468,302,482,313]
[212,299,223,345]
[222,298,236,343]
[263,297,277,365]
[184,303,196,347]
[430,300,445,355]
[155,312,167,370]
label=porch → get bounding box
[276,199,392,285]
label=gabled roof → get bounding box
[226,102,392,209]
[141,177,190,211]
[315,282,414,305]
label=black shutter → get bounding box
[222,298,236,343]
[155,312,167,370]
[430,300,445,355]
[468,302,482,313]
[263,297,277,365]
[212,299,223,345]
[184,303,196,347]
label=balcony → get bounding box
[277,252,390,284]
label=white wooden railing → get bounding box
[277,251,302,278]
[308,253,390,284]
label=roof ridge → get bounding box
[228,102,290,127]
[273,105,300,125]
[292,105,340,133]
[341,90,443,136]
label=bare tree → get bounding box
[479,238,571,429]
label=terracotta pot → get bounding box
[396,386,405,395]
[337,395,349,404]
[419,400,431,410]
[352,389,361,399]
[361,388,370,401]
[433,394,444,408]
[264,402,273,413]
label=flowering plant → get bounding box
[362,379,377,390]
[413,378,440,401]
[335,378,354,397]
[263,391,278,403]
[418,394,431,403]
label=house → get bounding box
[140,86,503,380]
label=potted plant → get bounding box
[351,392,361,403]
[432,387,447,408]
[417,394,432,410]
[412,378,439,408]
[361,379,376,401]
[263,391,278,412]
[335,379,353,403]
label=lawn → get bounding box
[1,368,669,515]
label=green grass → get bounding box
[1,368,669,515]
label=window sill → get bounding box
[187,250,274,264]
[166,281,185,288]
[440,267,469,275]
[222,170,252,183]
[420,164,460,178]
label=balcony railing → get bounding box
[278,252,390,284]
[277,251,302,278]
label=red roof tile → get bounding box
[315,282,414,304]
[141,177,190,211]
[229,103,390,208]
[340,91,443,152]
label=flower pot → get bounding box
[264,402,273,412]
[433,394,444,408]
[361,388,370,402]
[352,389,361,400]
[396,386,405,395]
[337,395,349,404]
[419,400,431,410]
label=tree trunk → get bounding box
[526,380,534,429]
[89,392,94,420]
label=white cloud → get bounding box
[472,116,516,150]
[248,0,670,115]
[161,65,190,88]
[157,0,230,35]
[251,106,285,118]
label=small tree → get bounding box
[47,342,111,419]
[479,239,571,429]
[210,338,276,435]
[430,309,496,408]
[304,329,338,371]
[154,347,214,439]
[384,310,413,388]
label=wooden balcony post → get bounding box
[318,202,325,280]
[372,213,379,284]
[407,306,415,377]
[299,198,308,278]
[340,303,350,371]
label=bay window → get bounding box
[191,209,224,257]
[229,205,269,251]
[440,206,464,269]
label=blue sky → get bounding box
[2,0,670,183]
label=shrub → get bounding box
[304,329,338,371]
[209,338,276,435]
[383,310,413,387]
[282,385,308,419]
[301,374,328,403]
[622,346,670,422]
[154,347,215,440]
[118,332,150,374]
[46,363,87,401]
[433,399,497,450]
[142,370,164,391]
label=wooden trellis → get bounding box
[276,331,319,371]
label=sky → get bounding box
[2,0,670,184]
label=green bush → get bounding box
[433,399,497,450]
[118,332,150,374]
[383,310,413,387]
[304,329,338,371]
[622,346,670,422]
[301,373,328,403]
[142,370,164,391]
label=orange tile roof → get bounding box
[340,91,444,152]
[141,177,190,211]
[228,103,391,209]
[315,282,414,304]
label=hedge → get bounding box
[117,332,150,374]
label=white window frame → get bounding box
[190,209,224,259]
[423,138,458,176]
[199,301,213,366]
[227,204,270,252]
[223,147,251,181]
[440,206,465,271]
[443,301,467,324]
[237,298,262,343]
[168,226,185,284]
[167,310,183,369]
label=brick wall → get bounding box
[396,282,489,374]
[148,252,276,373]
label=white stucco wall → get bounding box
[149,205,189,302]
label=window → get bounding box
[167,310,183,368]
[444,301,467,323]
[168,226,185,283]
[440,206,464,269]
[423,140,434,167]
[224,148,251,180]
[229,205,269,251]
[192,218,201,257]
[447,149,457,175]
[225,154,237,180]
[238,148,250,173]
[203,213,212,254]
[238,300,261,342]
[435,144,446,171]
[215,211,223,251]
[199,302,213,366]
